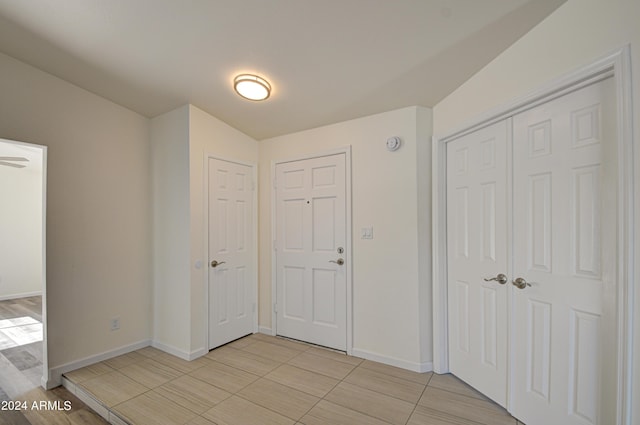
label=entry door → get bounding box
[275,153,347,350]
[446,120,509,406]
[511,78,616,425]
[208,158,255,349]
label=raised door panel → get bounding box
[275,153,347,350]
[209,159,255,349]
[511,77,616,425]
[446,120,508,407]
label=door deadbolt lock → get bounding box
[337,247,344,254]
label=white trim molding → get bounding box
[45,339,151,389]
[351,348,433,373]
[0,291,42,302]
[151,340,206,361]
[432,46,634,425]
[258,326,274,335]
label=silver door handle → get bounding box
[484,273,508,285]
[329,258,344,266]
[211,260,226,268]
[512,277,531,289]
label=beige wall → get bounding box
[433,0,640,420]
[153,104,431,369]
[2,0,636,401]
[150,105,191,355]
[0,52,151,382]
[259,106,433,370]
[188,105,259,355]
[150,104,259,358]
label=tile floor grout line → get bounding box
[292,354,348,424]
[402,375,431,425]
[336,362,430,406]
[317,357,396,425]
[426,382,497,403]
[215,338,345,424]
[232,378,313,423]
[420,375,516,425]
[62,334,518,425]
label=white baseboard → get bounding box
[0,291,42,301]
[151,340,206,361]
[46,339,151,389]
[188,347,208,360]
[351,348,433,373]
[258,326,274,335]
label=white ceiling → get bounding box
[0,0,565,140]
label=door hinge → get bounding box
[273,303,278,313]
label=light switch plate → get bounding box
[361,227,373,239]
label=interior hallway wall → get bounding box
[258,106,433,370]
[151,104,259,358]
[0,51,151,386]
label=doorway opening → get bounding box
[0,138,47,397]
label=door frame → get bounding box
[432,46,634,424]
[0,138,48,389]
[204,154,259,350]
[270,146,353,354]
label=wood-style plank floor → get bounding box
[0,296,107,425]
[63,333,524,425]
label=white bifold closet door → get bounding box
[446,119,509,406]
[447,77,617,425]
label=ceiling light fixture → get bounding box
[234,74,271,101]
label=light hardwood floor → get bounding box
[61,333,524,425]
[0,296,106,425]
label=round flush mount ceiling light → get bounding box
[234,74,271,101]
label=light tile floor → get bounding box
[63,333,524,425]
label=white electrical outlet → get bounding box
[110,317,120,331]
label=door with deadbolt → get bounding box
[275,153,347,350]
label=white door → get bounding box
[511,78,616,425]
[208,158,255,349]
[275,153,347,350]
[446,120,509,406]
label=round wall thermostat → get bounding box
[386,136,401,151]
